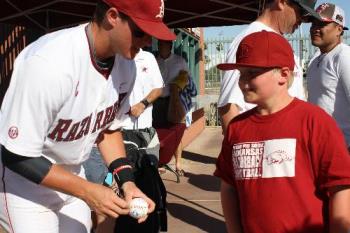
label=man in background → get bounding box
[307,3,350,152]
[218,0,320,133]
[154,40,195,176]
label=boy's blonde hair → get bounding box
[272,68,294,88]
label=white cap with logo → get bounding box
[315,3,348,30]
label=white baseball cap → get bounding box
[315,3,348,30]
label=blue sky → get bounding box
[204,0,349,39]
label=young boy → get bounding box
[214,31,350,233]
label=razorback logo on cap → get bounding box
[237,44,250,60]
[336,14,344,23]
[155,0,165,19]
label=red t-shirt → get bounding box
[214,98,350,233]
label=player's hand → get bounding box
[129,103,145,118]
[83,182,129,218]
[122,181,156,223]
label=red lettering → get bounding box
[109,102,119,122]
[48,119,72,141]
[75,114,92,140]
[64,122,80,141]
[92,111,104,133]
[102,106,114,128]
[84,114,92,135]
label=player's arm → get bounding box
[130,88,162,118]
[97,130,155,223]
[220,180,243,233]
[328,186,350,233]
[218,103,240,135]
[338,55,350,153]
[217,68,242,135]
[338,52,350,105]
[1,146,129,218]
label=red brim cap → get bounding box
[217,63,239,70]
[217,63,277,70]
[131,16,176,41]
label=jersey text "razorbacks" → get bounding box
[48,100,121,142]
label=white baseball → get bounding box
[129,197,148,219]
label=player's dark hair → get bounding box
[93,0,129,25]
[264,0,275,8]
[93,0,111,24]
[118,12,129,21]
[258,0,275,14]
[158,40,173,48]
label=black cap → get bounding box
[291,0,322,20]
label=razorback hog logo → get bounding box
[336,14,344,23]
[265,150,292,165]
[155,0,164,19]
[8,126,19,139]
[48,93,126,142]
[237,44,250,61]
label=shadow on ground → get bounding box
[167,203,226,233]
[182,151,217,164]
[184,172,221,192]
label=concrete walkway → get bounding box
[161,127,226,233]
[0,127,226,233]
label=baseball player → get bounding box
[85,48,165,232]
[215,30,350,233]
[0,0,175,232]
[217,0,320,134]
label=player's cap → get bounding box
[311,3,348,30]
[290,0,321,20]
[103,0,176,40]
[217,31,295,71]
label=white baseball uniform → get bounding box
[120,49,164,129]
[0,23,135,233]
[83,50,163,185]
[218,21,306,113]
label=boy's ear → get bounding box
[278,67,292,86]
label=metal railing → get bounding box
[205,33,350,92]
[0,23,42,105]
[203,32,350,126]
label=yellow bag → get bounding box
[171,70,189,90]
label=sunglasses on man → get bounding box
[119,12,148,38]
